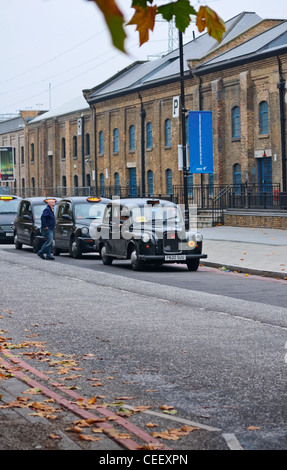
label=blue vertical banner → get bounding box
[188,111,213,173]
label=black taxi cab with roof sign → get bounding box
[13,197,60,252]
[0,195,22,243]
[53,196,111,258]
[96,198,207,271]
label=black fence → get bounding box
[1,183,286,212]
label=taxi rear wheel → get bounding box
[130,247,144,271]
[14,233,22,250]
[186,259,199,271]
[101,245,113,265]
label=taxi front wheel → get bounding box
[101,245,113,265]
[70,238,82,259]
[186,259,199,271]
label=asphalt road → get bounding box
[3,244,286,309]
[1,243,287,451]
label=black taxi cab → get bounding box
[0,195,22,243]
[53,196,110,258]
[97,198,207,271]
[14,197,60,252]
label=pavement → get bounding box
[0,224,286,452]
[199,225,287,279]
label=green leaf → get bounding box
[158,0,197,32]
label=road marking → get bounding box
[124,404,221,432]
[222,433,244,450]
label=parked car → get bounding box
[0,195,22,243]
[53,196,111,258]
[14,197,60,252]
[97,198,207,271]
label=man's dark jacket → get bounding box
[41,205,56,230]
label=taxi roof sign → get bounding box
[44,198,57,203]
[0,196,15,200]
[146,199,160,205]
[86,197,101,202]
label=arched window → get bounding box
[114,172,120,195]
[165,119,171,146]
[73,136,77,158]
[86,133,90,155]
[146,122,153,149]
[129,125,135,151]
[31,177,35,196]
[147,170,154,195]
[209,173,214,196]
[113,128,119,153]
[99,130,104,154]
[100,173,105,196]
[62,176,67,196]
[31,143,34,162]
[166,169,172,195]
[187,173,193,196]
[232,106,241,138]
[233,163,241,195]
[86,174,91,187]
[61,138,66,159]
[259,101,269,134]
[21,146,24,164]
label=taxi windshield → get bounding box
[75,203,106,220]
[131,205,183,226]
[33,202,58,220]
[0,198,19,213]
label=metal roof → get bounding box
[193,20,287,73]
[87,12,263,103]
[29,94,90,124]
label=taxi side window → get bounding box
[58,202,72,219]
[20,202,32,218]
[102,205,111,224]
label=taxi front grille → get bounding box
[163,231,181,253]
[0,225,13,231]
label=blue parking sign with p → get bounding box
[188,111,213,173]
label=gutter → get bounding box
[86,72,192,106]
[192,45,287,76]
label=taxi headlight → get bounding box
[195,232,203,242]
[142,233,150,243]
[81,227,89,235]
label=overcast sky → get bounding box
[0,0,286,116]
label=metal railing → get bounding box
[1,183,286,214]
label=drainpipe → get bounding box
[277,56,286,193]
[81,112,85,189]
[198,76,204,208]
[138,93,146,197]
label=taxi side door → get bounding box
[18,201,33,244]
[54,201,73,250]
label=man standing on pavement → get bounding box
[37,199,56,260]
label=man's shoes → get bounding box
[46,256,55,260]
[37,253,45,259]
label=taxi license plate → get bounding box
[5,232,13,236]
[165,254,186,261]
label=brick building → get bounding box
[0,110,45,194]
[2,12,287,211]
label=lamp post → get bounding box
[179,31,189,230]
